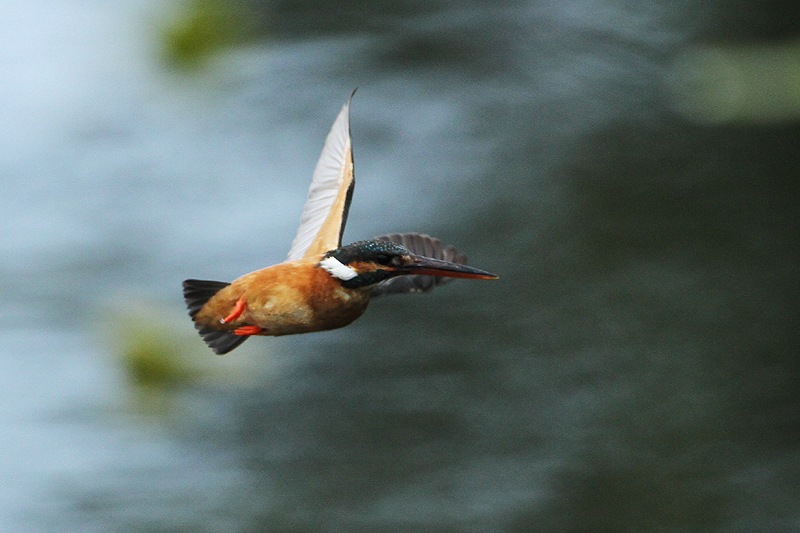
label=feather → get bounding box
[286,90,356,261]
[182,279,249,354]
[371,233,468,296]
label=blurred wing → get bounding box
[371,233,468,296]
[287,92,356,261]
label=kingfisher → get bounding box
[183,92,498,354]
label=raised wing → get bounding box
[286,92,356,261]
[371,233,468,296]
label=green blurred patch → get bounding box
[161,0,259,67]
[119,318,199,388]
[670,40,800,124]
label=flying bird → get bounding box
[183,92,498,354]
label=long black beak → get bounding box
[403,255,499,280]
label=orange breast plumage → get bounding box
[193,260,371,337]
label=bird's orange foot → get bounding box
[233,325,262,336]
[220,296,246,324]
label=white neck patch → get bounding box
[319,256,358,281]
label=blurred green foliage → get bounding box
[118,317,197,388]
[161,0,258,67]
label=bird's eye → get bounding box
[375,253,392,265]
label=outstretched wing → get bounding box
[371,233,468,296]
[286,91,356,261]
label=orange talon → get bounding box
[220,296,246,324]
[234,325,262,336]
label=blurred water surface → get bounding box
[1,0,798,531]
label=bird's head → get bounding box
[319,239,498,289]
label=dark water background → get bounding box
[1,1,798,531]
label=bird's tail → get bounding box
[182,279,249,355]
